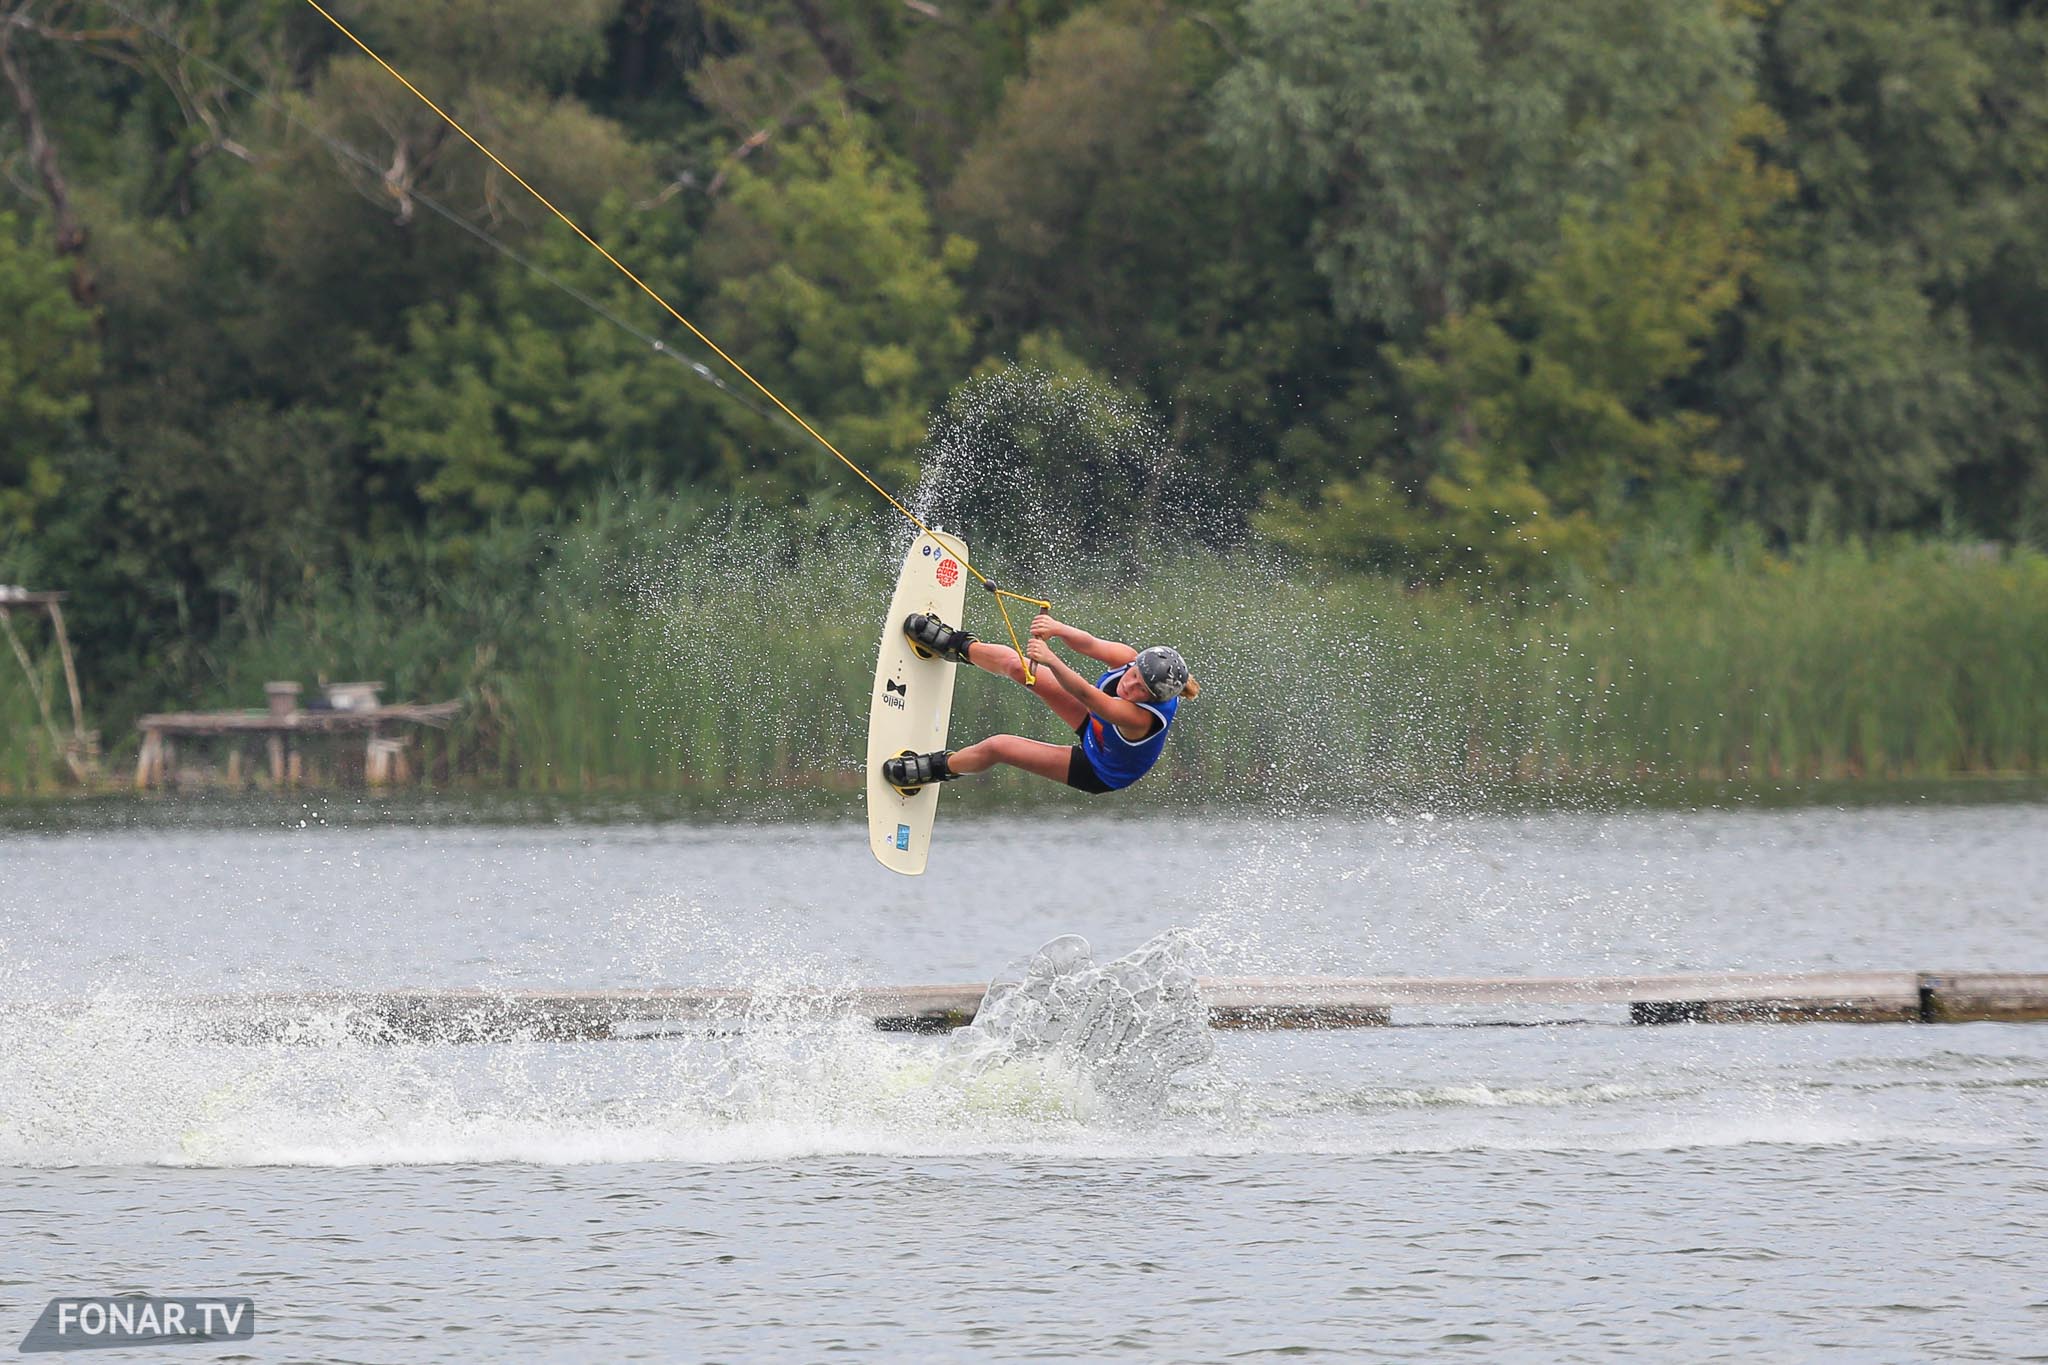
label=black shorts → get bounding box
[1065,722,1116,795]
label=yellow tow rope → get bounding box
[297,0,1052,677]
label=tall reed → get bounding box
[503,535,2048,798]
[0,665,51,795]
[0,624,72,795]
[7,512,2042,798]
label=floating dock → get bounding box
[87,971,2048,1044]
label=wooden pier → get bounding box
[135,681,460,790]
[102,970,2048,1044]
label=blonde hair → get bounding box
[1181,675,1201,700]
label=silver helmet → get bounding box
[1134,646,1190,700]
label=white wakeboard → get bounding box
[867,529,971,875]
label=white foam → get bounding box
[3,995,2012,1169]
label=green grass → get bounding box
[6,518,2044,799]
[496,535,2048,798]
[1553,543,2048,780]
[0,636,68,795]
[0,673,46,794]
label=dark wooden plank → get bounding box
[1921,972,2048,1022]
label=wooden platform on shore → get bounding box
[134,698,461,789]
[93,971,2048,1044]
[136,701,463,734]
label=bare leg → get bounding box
[965,641,1090,731]
[948,734,1074,784]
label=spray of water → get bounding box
[941,930,1215,1114]
[0,911,1234,1169]
[0,984,1965,1168]
[908,364,1233,581]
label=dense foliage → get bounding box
[0,0,2043,783]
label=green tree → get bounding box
[693,109,974,497]
[264,0,652,361]
[1212,0,1753,340]
[0,214,98,535]
[944,1,1342,529]
[1718,0,2048,537]
[681,0,1076,184]
[947,4,1199,346]
[369,195,708,526]
[296,0,635,222]
[1715,235,1981,535]
[1260,112,1792,580]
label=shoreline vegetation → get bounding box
[4,2,2045,811]
[6,513,2042,802]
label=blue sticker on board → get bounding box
[895,824,911,850]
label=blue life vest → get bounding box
[1079,665,1178,791]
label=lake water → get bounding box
[2,796,2044,1359]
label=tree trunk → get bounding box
[790,0,859,93]
[0,8,94,303]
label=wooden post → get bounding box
[267,734,285,786]
[366,734,410,787]
[134,729,161,791]
[45,602,83,741]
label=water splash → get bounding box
[4,976,2016,1168]
[909,364,1223,585]
[0,926,1228,1168]
[941,930,1215,1113]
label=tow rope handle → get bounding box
[984,580,1052,687]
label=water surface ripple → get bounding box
[2,801,2042,1360]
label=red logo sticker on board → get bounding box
[936,558,959,587]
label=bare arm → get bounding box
[1025,640,1155,731]
[1030,614,1137,667]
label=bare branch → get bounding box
[382,135,413,223]
[637,172,696,211]
[705,125,773,198]
[1185,13,1241,61]
[21,21,140,43]
[703,84,829,198]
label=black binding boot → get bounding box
[882,750,959,791]
[903,613,976,663]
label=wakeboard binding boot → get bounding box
[903,613,976,664]
[883,749,960,795]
